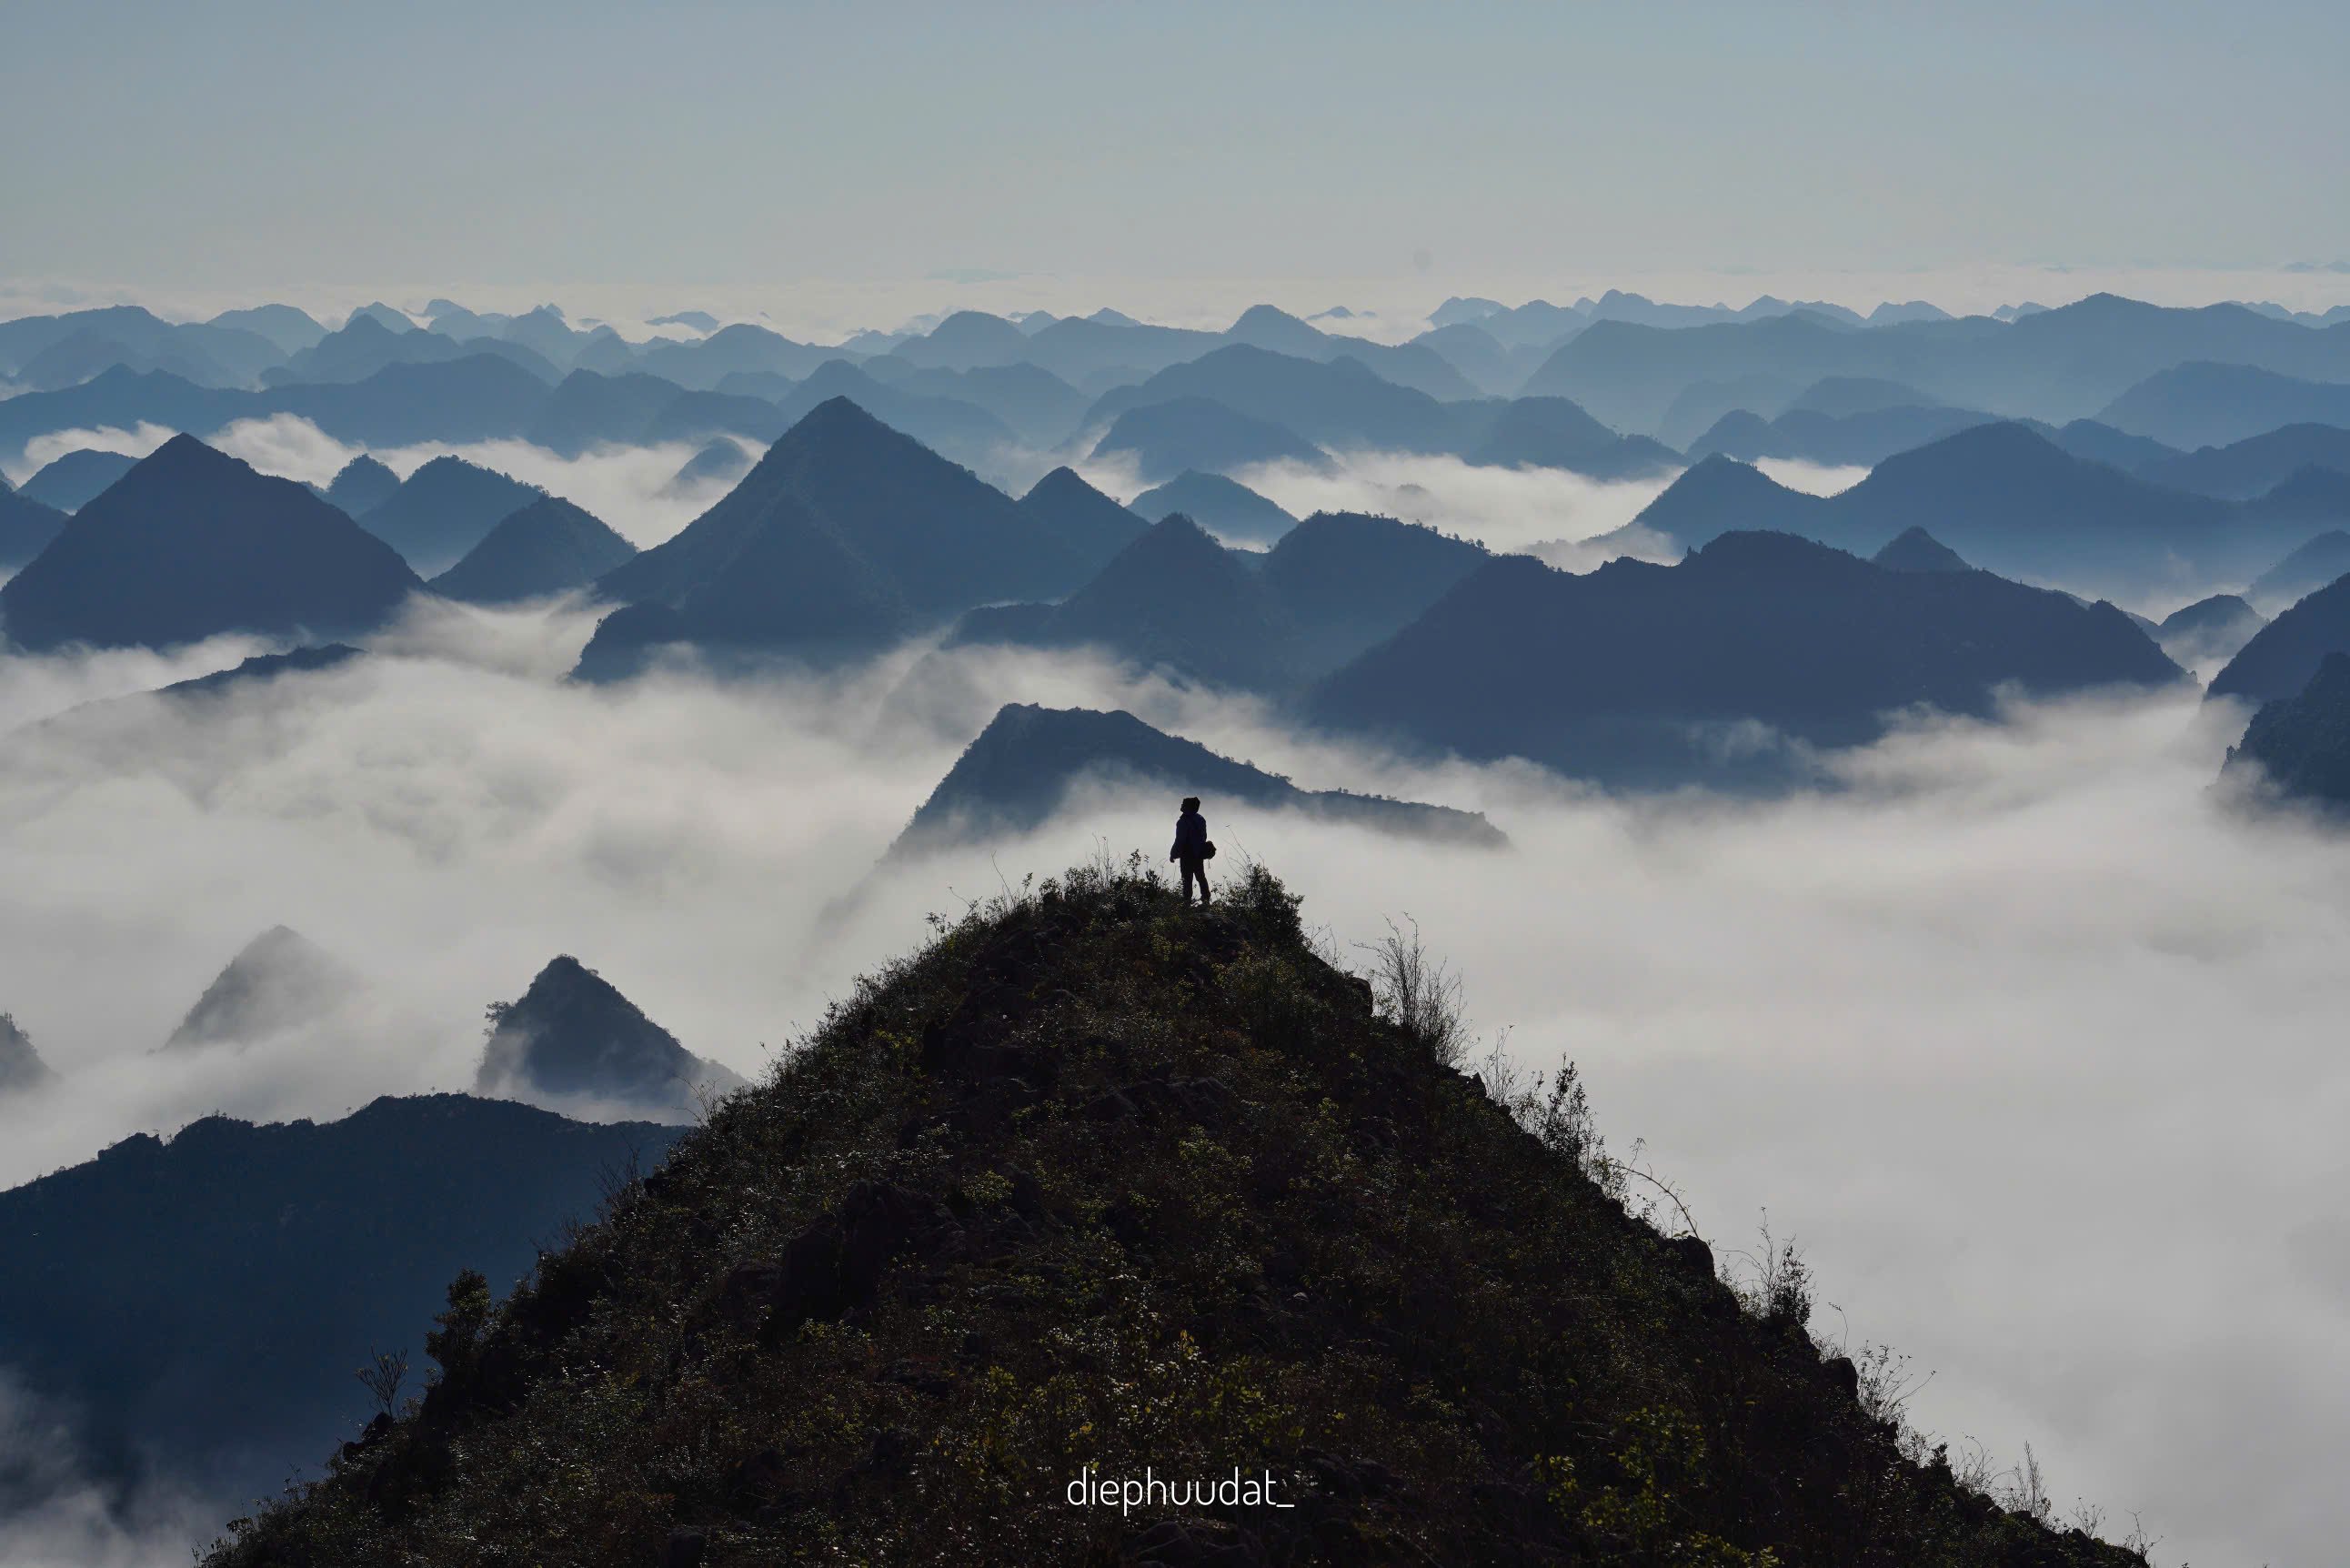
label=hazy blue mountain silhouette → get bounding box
[18,447,139,511]
[164,926,362,1050]
[0,1094,682,1507]
[0,305,283,388]
[158,643,364,698]
[1785,377,1947,417]
[889,310,1033,370]
[636,323,841,389]
[0,366,246,454]
[2248,529,2350,610]
[2211,573,2350,704]
[665,437,752,494]
[0,436,418,652]
[428,497,638,605]
[893,702,1505,857]
[1307,530,2182,787]
[359,455,545,575]
[2143,424,2350,499]
[477,955,744,1120]
[1615,423,2282,598]
[1871,528,1971,572]
[581,399,1082,677]
[2096,363,2350,449]
[0,480,70,569]
[768,360,1016,467]
[1015,467,1148,579]
[1621,455,1821,546]
[2040,418,2182,472]
[206,303,327,356]
[2222,651,2350,809]
[862,358,1086,445]
[1259,511,1491,676]
[638,387,790,448]
[346,302,415,333]
[950,514,1301,689]
[266,314,560,387]
[1465,396,1680,477]
[322,453,402,517]
[1522,295,2350,435]
[520,369,694,456]
[2239,465,2350,530]
[1687,404,1994,467]
[1130,469,1297,544]
[648,309,721,333]
[1090,397,1325,482]
[2154,594,2265,668]
[0,1012,54,1092]
[267,355,557,446]
[950,510,1488,690]
[1406,322,1529,397]
[1084,346,1462,457]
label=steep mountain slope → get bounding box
[0,436,419,652]
[322,453,402,517]
[1258,511,1492,676]
[1130,469,1298,544]
[2222,651,2350,809]
[0,481,69,569]
[0,1096,684,1510]
[164,926,364,1050]
[0,1011,54,1091]
[17,447,139,511]
[2144,423,2350,499]
[1463,396,1680,477]
[2247,529,2350,610]
[893,704,1505,855]
[1619,424,2290,598]
[428,496,639,605]
[579,399,1085,678]
[359,456,546,576]
[2096,362,2350,449]
[1015,467,1149,580]
[2210,574,2350,704]
[477,955,745,1121]
[2154,594,2265,668]
[950,515,1302,690]
[1308,532,2182,786]
[667,437,754,494]
[207,864,2134,1567]
[1090,396,1326,482]
[1871,528,1971,573]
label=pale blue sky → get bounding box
[3,1,2345,296]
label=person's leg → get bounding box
[1194,859,1210,905]
[1181,858,1206,904]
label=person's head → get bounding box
[1180,797,1200,814]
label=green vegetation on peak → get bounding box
[210,860,2137,1567]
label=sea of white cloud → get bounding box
[0,583,2340,1563]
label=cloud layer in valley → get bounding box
[0,599,2342,1563]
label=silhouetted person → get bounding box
[1170,796,1211,906]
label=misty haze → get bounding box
[4,5,2350,1565]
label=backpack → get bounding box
[1202,840,1217,860]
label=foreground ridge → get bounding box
[211,861,2135,1567]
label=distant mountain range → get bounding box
[427,496,638,605]
[1130,469,1297,544]
[162,925,363,1050]
[892,702,1505,856]
[0,435,418,653]
[1612,422,2349,599]
[1306,530,2183,787]
[16,447,138,511]
[578,398,1090,679]
[949,511,1491,692]
[358,455,545,575]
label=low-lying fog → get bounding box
[0,586,2339,1564]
